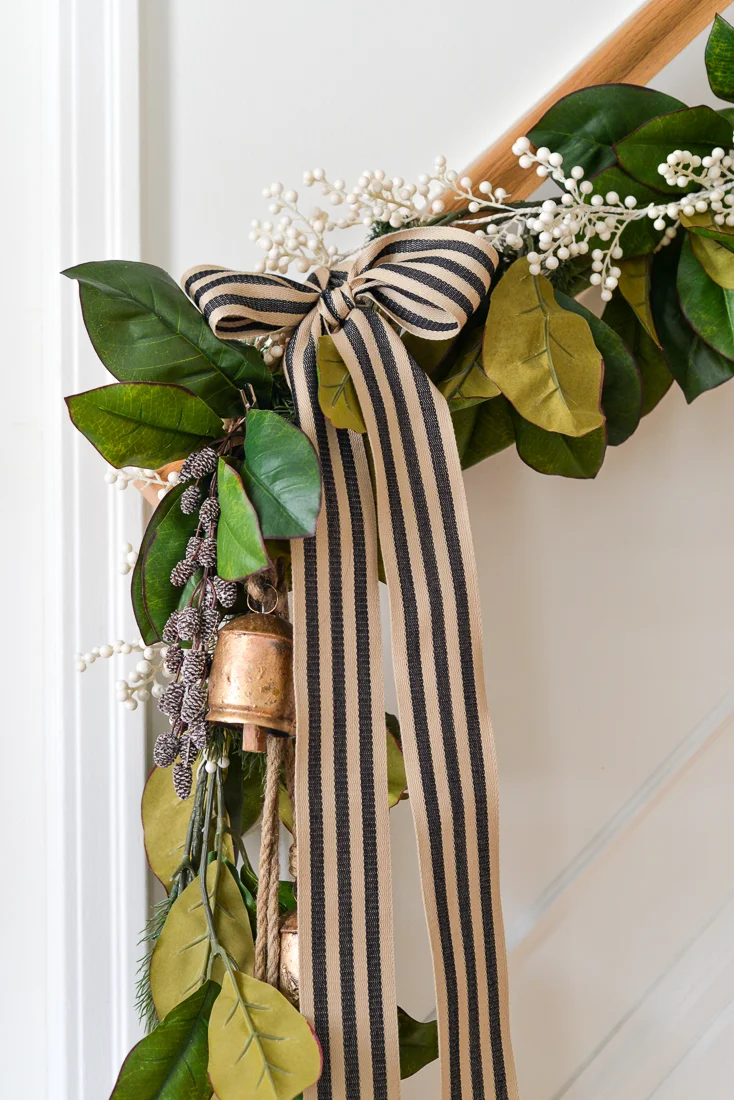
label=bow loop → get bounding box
[182,265,322,340]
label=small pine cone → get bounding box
[170,558,197,587]
[190,446,219,477]
[172,760,193,800]
[164,644,184,676]
[158,682,185,718]
[199,497,220,526]
[181,684,208,722]
[201,608,221,641]
[197,537,217,569]
[179,734,199,766]
[188,718,210,751]
[186,536,202,561]
[182,649,207,683]
[162,611,180,644]
[177,606,202,641]
[180,485,202,514]
[213,576,238,608]
[153,731,179,768]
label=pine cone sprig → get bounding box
[197,538,217,569]
[179,734,198,766]
[188,719,210,751]
[164,644,184,676]
[162,611,180,644]
[177,607,202,641]
[180,485,202,515]
[172,760,193,800]
[199,497,220,526]
[186,536,202,561]
[158,682,185,718]
[182,649,207,683]
[153,731,179,768]
[170,558,197,587]
[201,608,221,641]
[213,576,238,608]
[180,447,218,482]
[181,684,208,722]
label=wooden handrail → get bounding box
[458,0,724,202]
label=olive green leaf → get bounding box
[151,861,255,1021]
[66,382,223,469]
[680,210,734,251]
[224,751,266,836]
[132,483,200,644]
[63,260,271,416]
[678,233,734,360]
[438,325,500,410]
[401,332,456,379]
[110,980,220,1100]
[615,106,733,192]
[142,767,234,892]
[397,1008,439,1079]
[584,166,664,257]
[483,258,604,438]
[690,232,734,288]
[242,409,322,538]
[527,84,684,178]
[451,394,515,470]
[554,291,641,446]
[316,334,367,433]
[650,238,734,402]
[511,409,606,479]
[617,256,661,346]
[217,459,270,581]
[207,970,322,1100]
[602,292,673,415]
[706,14,734,103]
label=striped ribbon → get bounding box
[183,227,518,1100]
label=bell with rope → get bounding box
[207,608,295,753]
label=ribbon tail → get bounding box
[286,320,402,1100]
[333,312,519,1100]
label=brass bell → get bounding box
[207,612,295,752]
[279,910,299,1007]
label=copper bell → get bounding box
[207,612,295,752]
[279,910,299,1007]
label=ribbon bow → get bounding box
[184,227,518,1100]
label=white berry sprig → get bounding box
[104,465,180,501]
[75,638,172,711]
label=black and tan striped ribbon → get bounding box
[183,227,518,1100]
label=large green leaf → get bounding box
[132,483,200,644]
[617,256,660,346]
[207,970,322,1100]
[511,410,606,479]
[615,106,732,192]
[690,232,734,288]
[528,84,685,178]
[678,233,734,360]
[401,332,456,379]
[438,322,500,409]
[151,861,255,1020]
[680,210,734,251]
[706,14,734,103]
[452,394,515,469]
[242,410,322,538]
[64,260,271,416]
[585,166,664,257]
[483,258,604,437]
[316,335,366,433]
[66,382,222,468]
[110,981,220,1099]
[397,1008,439,1079]
[216,459,270,581]
[650,239,734,403]
[602,292,673,415]
[554,292,641,446]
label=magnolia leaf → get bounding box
[617,256,661,346]
[217,459,270,580]
[242,409,322,538]
[602,292,673,415]
[678,233,734,360]
[528,84,684,178]
[397,1008,439,1079]
[401,332,455,379]
[142,767,234,891]
[208,970,322,1100]
[680,210,734,251]
[63,260,271,416]
[511,409,606,479]
[483,258,604,438]
[110,981,220,1099]
[615,106,733,192]
[132,483,200,644]
[555,291,641,446]
[650,239,734,402]
[151,861,255,1020]
[690,232,734,289]
[66,382,222,469]
[316,334,367,433]
[452,395,515,470]
[706,14,734,103]
[438,326,500,409]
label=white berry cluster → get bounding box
[75,636,172,711]
[119,541,138,576]
[104,466,180,501]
